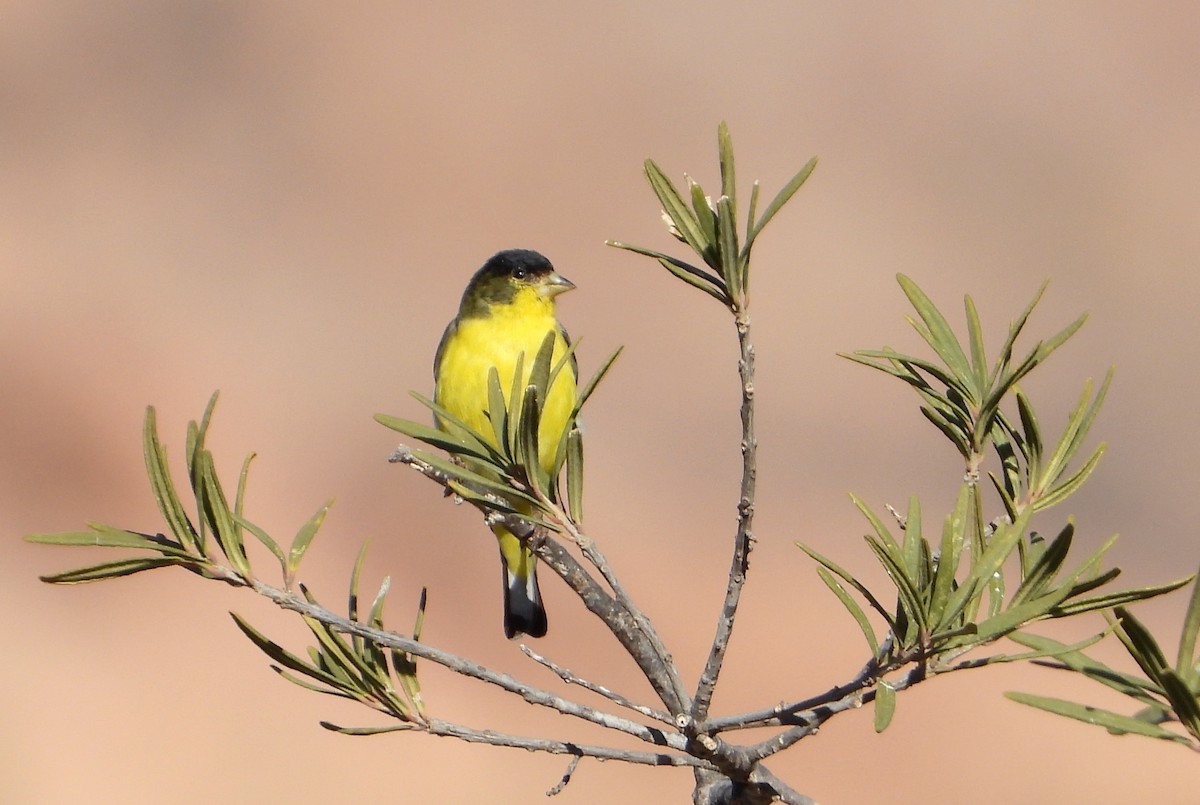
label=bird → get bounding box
[433,249,578,638]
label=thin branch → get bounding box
[521,644,675,724]
[246,576,688,752]
[740,663,927,763]
[693,310,759,721]
[705,655,885,733]
[534,489,693,716]
[547,755,582,796]
[423,719,709,768]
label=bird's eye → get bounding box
[512,267,528,279]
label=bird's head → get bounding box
[460,249,575,316]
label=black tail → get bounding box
[501,557,548,639]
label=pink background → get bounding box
[4,3,1198,803]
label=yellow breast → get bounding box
[435,290,576,473]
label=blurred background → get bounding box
[4,2,1198,803]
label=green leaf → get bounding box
[992,280,1048,385]
[1160,669,1200,739]
[874,680,897,733]
[486,365,510,454]
[516,384,545,494]
[406,392,507,463]
[1004,692,1193,745]
[566,427,584,523]
[717,122,737,215]
[965,629,1109,665]
[1013,633,1164,704]
[410,449,542,509]
[198,451,251,577]
[815,567,879,656]
[964,295,988,398]
[743,156,817,261]
[1176,567,1200,685]
[573,346,623,417]
[1013,390,1042,475]
[234,451,255,538]
[233,513,286,575]
[528,331,557,404]
[301,615,371,695]
[1033,444,1106,512]
[689,177,717,246]
[505,352,526,459]
[1036,311,1089,362]
[797,542,896,630]
[900,496,925,589]
[939,508,1029,632]
[288,500,332,579]
[1051,576,1193,618]
[320,722,416,736]
[844,349,964,394]
[920,406,972,458]
[1010,522,1073,606]
[644,159,712,265]
[605,241,729,303]
[864,534,927,641]
[374,414,496,464]
[928,487,969,630]
[26,525,193,560]
[349,541,369,623]
[896,275,975,400]
[231,612,347,691]
[1038,372,1111,491]
[962,584,1076,646]
[1114,607,1171,684]
[395,588,427,718]
[744,180,760,250]
[142,405,200,554]
[716,194,740,300]
[39,556,192,584]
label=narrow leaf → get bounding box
[288,499,333,578]
[743,156,817,259]
[1004,692,1193,744]
[816,567,879,656]
[874,681,897,733]
[644,159,712,263]
[964,295,988,397]
[142,405,200,554]
[896,275,974,399]
[797,542,897,629]
[566,427,584,523]
[1176,568,1200,684]
[39,556,191,584]
[605,241,728,302]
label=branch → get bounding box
[533,487,693,715]
[391,445,693,716]
[421,719,710,768]
[693,310,758,721]
[521,645,675,724]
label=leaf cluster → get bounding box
[608,121,817,311]
[1008,568,1200,750]
[26,392,329,589]
[375,331,621,526]
[843,277,1104,519]
[27,392,431,731]
[234,549,428,733]
[802,278,1190,731]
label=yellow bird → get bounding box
[433,249,577,638]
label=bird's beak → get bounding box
[541,271,576,297]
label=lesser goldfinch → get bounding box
[433,249,578,638]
